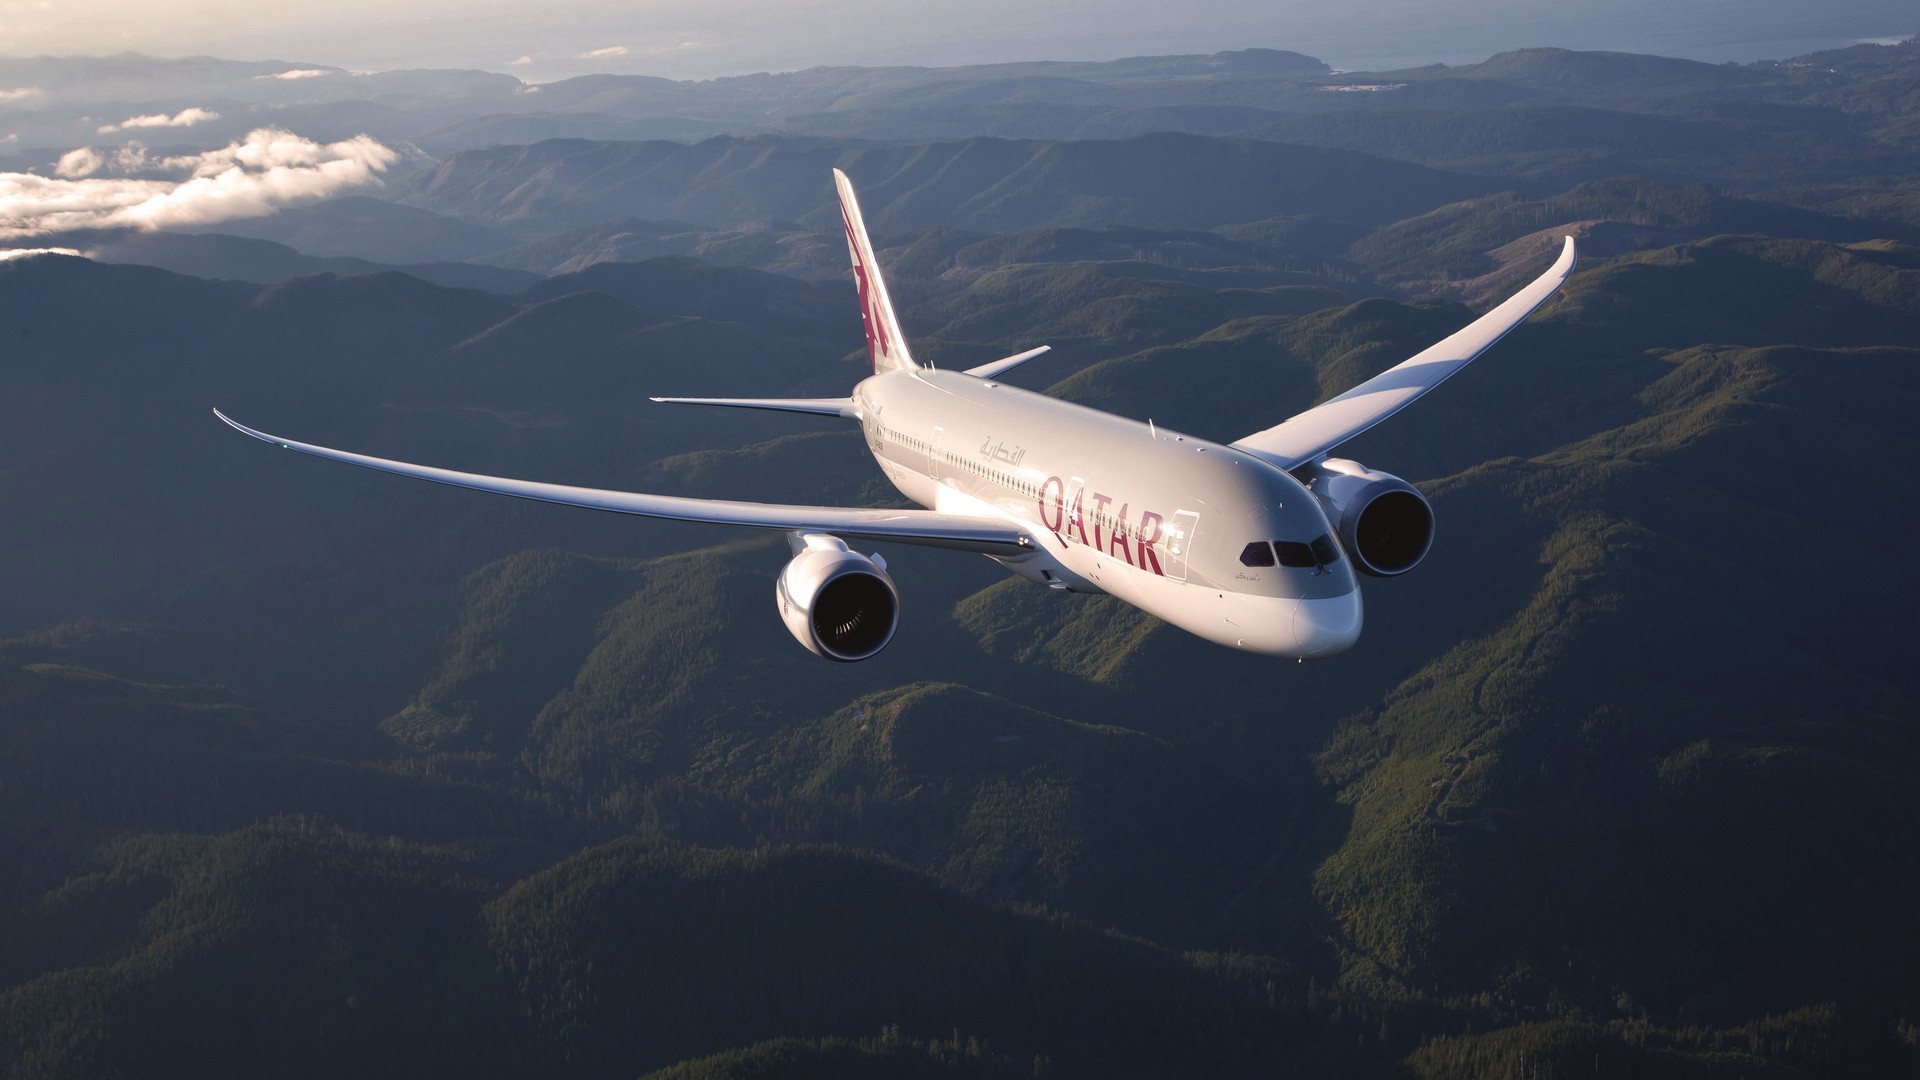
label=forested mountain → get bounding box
[3,35,1919,1080]
[392,133,1502,237]
[62,228,541,291]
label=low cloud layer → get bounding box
[98,108,221,135]
[2,128,398,239]
[257,68,333,80]
[0,247,82,262]
[579,45,629,59]
[0,87,42,103]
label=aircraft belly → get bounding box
[1070,547,1187,620]
[1098,565,1298,653]
[886,461,941,509]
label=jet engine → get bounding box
[776,534,900,661]
[1297,458,1434,577]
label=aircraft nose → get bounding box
[1291,590,1363,658]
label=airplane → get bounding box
[217,169,1576,662]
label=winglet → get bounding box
[214,407,285,447]
[833,168,918,374]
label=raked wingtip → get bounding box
[213,407,278,445]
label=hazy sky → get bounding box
[3,0,1913,79]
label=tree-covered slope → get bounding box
[3,141,1920,1075]
[395,133,1502,236]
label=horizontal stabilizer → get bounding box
[963,346,1051,381]
[648,396,856,418]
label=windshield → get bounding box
[1257,535,1343,570]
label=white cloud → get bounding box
[97,107,220,135]
[55,147,102,178]
[2,128,398,239]
[0,246,82,261]
[507,54,533,66]
[579,45,629,59]
[0,86,41,102]
[256,68,333,80]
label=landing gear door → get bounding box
[1165,510,1200,582]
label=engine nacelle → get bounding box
[1297,458,1435,578]
[775,534,900,661]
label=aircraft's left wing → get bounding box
[214,410,1033,555]
[1232,236,1576,470]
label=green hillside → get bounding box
[395,133,1502,236]
[5,46,1920,1074]
[5,220,1916,1072]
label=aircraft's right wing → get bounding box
[648,395,856,418]
[214,410,1033,555]
[1231,236,1576,470]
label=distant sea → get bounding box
[1289,0,1916,71]
[166,0,1918,83]
[681,2,1920,84]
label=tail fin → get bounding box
[834,168,918,373]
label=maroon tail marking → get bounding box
[843,209,890,371]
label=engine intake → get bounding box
[776,534,900,661]
[1298,458,1435,577]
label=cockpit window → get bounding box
[1273,541,1316,568]
[1272,536,1342,569]
[1239,541,1276,567]
[1310,533,1342,566]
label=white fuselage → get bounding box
[851,367,1364,658]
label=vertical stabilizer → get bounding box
[833,168,918,373]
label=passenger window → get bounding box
[1273,541,1316,568]
[1310,533,1342,566]
[1239,541,1275,567]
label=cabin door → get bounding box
[1164,510,1200,582]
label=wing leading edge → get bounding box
[212,410,1032,555]
[1232,236,1577,470]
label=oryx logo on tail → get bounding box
[833,168,917,373]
